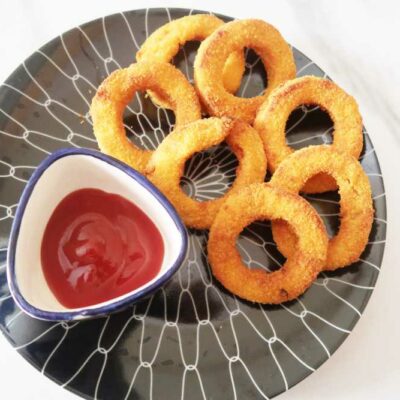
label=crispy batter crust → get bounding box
[208,184,328,304]
[270,146,373,270]
[254,76,363,193]
[90,61,201,173]
[137,14,245,108]
[146,118,267,229]
[194,19,296,124]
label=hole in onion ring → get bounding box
[273,189,341,261]
[173,44,267,100]
[172,44,268,99]
[285,106,335,194]
[285,106,334,150]
[123,91,176,151]
[172,41,201,84]
[235,220,286,273]
[180,143,239,202]
[303,190,340,238]
[234,48,268,98]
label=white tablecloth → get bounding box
[0,0,399,399]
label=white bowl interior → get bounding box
[14,154,185,313]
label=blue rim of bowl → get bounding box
[6,147,188,321]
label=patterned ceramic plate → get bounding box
[0,8,386,400]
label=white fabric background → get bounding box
[0,1,399,399]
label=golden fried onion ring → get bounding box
[90,61,201,173]
[194,19,296,124]
[270,146,373,270]
[254,76,363,193]
[208,184,328,304]
[146,118,267,229]
[137,14,245,107]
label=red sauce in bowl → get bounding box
[41,188,164,308]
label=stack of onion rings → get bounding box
[208,183,328,304]
[89,15,374,304]
[254,76,363,193]
[194,19,296,123]
[146,118,267,229]
[137,14,245,108]
[269,146,373,270]
[90,61,201,173]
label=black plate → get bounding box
[0,8,386,400]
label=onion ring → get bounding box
[146,118,267,229]
[270,146,373,270]
[137,14,245,108]
[208,183,328,304]
[194,19,296,124]
[254,76,363,193]
[90,61,201,173]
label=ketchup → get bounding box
[41,188,164,308]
